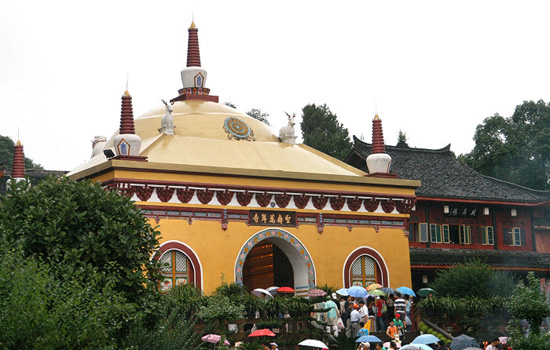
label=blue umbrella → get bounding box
[355,335,383,343]
[336,288,349,296]
[412,334,440,345]
[396,286,416,297]
[347,286,368,298]
[401,345,434,350]
[381,287,396,295]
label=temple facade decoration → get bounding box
[68,22,420,295]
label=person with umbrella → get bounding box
[358,342,370,350]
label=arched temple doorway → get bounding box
[242,241,294,291]
[236,229,316,293]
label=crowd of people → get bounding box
[312,291,414,342]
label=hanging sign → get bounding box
[249,210,296,227]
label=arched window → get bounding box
[351,255,377,287]
[159,250,194,291]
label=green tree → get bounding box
[0,176,162,319]
[247,108,270,126]
[0,134,43,170]
[460,100,550,189]
[301,104,352,161]
[396,130,409,148]
[507,272,550,349]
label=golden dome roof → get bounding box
[68,100,366,179]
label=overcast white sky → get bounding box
[1,1,550,171]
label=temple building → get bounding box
[346,137,550,295]
[67,22,420,295]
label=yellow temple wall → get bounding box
[153,216,412,295]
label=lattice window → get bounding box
[351,255,377,287]
[160,250,190,291]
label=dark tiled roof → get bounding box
[346,136,550,204]
[410,247,550,269]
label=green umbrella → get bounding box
[417,288,437,297]
[368,289,386,297]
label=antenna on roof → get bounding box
[126,73,129,91]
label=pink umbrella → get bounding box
[202,334,222,343]
[307,289,327,297]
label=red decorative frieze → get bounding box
[135,186,154,201]
[110,183,135,197]
[294,194,310,209]
[176,188,195,203]
[330,196,346,211]
[197,189,215,204]
[216,190,234,205]
[396,198,416,214]
[274,193,291,208]
[347,197,362,211]
[364,198,380,212]
[157,187,175,202]
[255,192,273,207]
[312,195,328,210]
[381,199,395,213]
[237,191,254,206]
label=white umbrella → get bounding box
[267,286,280,295]
[251,288,273,299]
[299,339,329,349]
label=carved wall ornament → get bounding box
[364,198,380,212]
[312,195,329,210]
[330,196,346,211]
[157,187,175,202]
[255,192,273,207]
[237,191,254,206]
[135,186,155,201]
[294,194,310,209]
[396,198,416,214]
[274,193,291,208]
[216,189,234,205]
[381,199,395,213]
[347,197,362,211]
[197,188,215,204]
[176,187,195,203]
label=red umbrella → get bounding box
[248,329,276,337]
[277,286,295,293]
[307,289,327,297]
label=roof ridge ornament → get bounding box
[159,99,176,135]
[112,89,146,161]
[12,139,25,180]
[366,114,394,177]
[172,21,219,103]
[278,112,297,144]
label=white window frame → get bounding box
[442,224,450,243]
[482,226,494,245]
[418,223,428,242]
[430,224,442,243]
[459,225,472,244]
[511,227,521,246]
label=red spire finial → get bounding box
[187,21,201,67]
[119,90,135,134]
[371,114,386,154]
[12,140,25,178]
